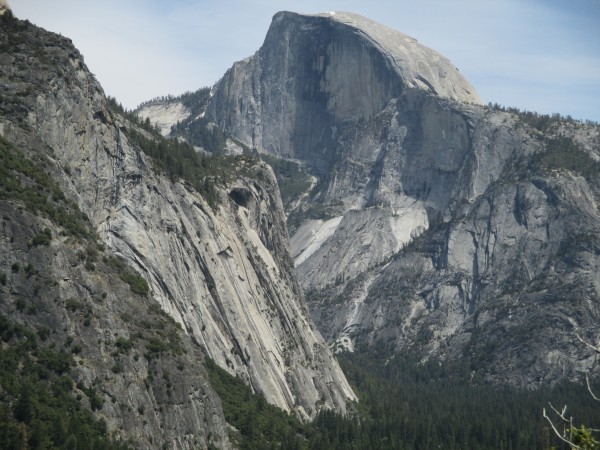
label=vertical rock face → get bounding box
[209,11,480,170]
[207,12,486,294]
[0,10,354,433]
[208,11,600,386]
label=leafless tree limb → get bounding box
[576,334,600,354]
[549,402,571,424]
[543,405,582,449]
[586,373,600,402]
[542,333,600,448]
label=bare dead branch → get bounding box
[543,406,582,449]
[549,402,572,425]
[586,373,600,402]
[541,333,600,448]
[576,334,600,354]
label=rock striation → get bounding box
[0,198,232,449]
[0,9,355,444]
[207,11,600,386]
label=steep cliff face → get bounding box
[208,11,480,170]
[304,111,600,387]
[0,189,232,449]
[0,9,354,434]
[306,108,600,386]
[207,11,600,386]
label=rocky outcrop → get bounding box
[305,108,600,387]
[0,196,232,449]
[208,11,480,166]
[0,9,354,433]
[206,11,600,386]
[136,101,190,136]
[206,11,487,293]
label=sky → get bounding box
[9,0,600,122]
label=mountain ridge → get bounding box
[203,10,600,388]
[0,10,355,446]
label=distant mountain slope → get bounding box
[204,11,600,386]
[208,11,481,162]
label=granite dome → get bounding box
[291,11,482,105]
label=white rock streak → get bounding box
[291,216,343,266]
[136,102,191,136]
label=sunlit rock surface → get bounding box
[208,11,600,387]
[0,11,356,437]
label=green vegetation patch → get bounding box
[260,154,313,204]
[0,314,131,449]
[119,124,251,208]
[140,87,228,154]
[206,357,310,449]
[0,136,91,239]
[136,302,185,360]
[330,351,600,450]
[536,136,600,180]
[171,116,227,155]
[103,256,149,297]
[109,95,272,209]
[30,227,52,246]
[208,343,600,449]
[120,271,149,296]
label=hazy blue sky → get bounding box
[10,0,600,121]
